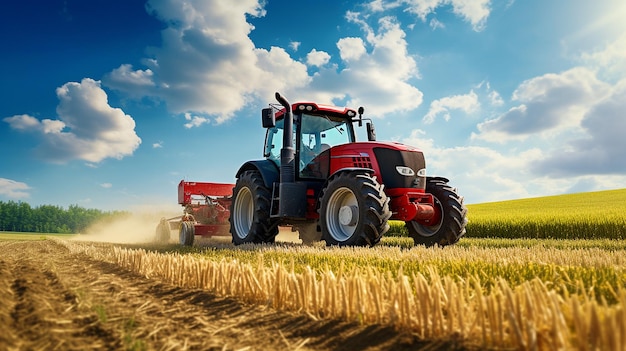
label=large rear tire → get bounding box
[230,170,278,245]
[319,172,391,247]
[407,178,467,247]
[179,221,195,246]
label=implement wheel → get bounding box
[407,178,467,247]
[319,172,391,246]
[230,170,278,245]
[179,221,195,246]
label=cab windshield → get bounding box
[264,113,354,169]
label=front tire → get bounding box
[407,178,467,247]
[319,172,391,246]
[179,221,195,246]
[230,170,278,245]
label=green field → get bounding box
[388,188,626,240]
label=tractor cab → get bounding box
[264,105,355,179]
[262,102,376,180]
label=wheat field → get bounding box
[52,188,626,350]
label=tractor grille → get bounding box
[373,148,426,189]
[352,156,373,169]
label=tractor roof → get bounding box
[274,102,358,120]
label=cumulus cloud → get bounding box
[581,33,626,81]
[533,80,626,176]
[103,0,291,124]
[103,64,155,98]
[102,0,425,125]
[306,49,331,67]
[399,128,626,203]
[422,90,479,123]
[474,67,611,142]
[298,15,424,116]
[0,178,30,199]
[3,78,141,163]
[367,0,492,31]
[470,36,626,179]
[337,37,367,61]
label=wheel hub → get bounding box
[338,205,358,226]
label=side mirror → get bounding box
[366,122,376,141]
[262,108,275,128]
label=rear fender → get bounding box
[235,160,279,189]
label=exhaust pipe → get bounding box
[275,92,295,185]
[274,92,306,219]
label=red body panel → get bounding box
[178,180,234,205]
[326,142,436,223]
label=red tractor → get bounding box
[229,92,467,247]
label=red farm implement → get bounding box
[154,180,234,245]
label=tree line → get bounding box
[0,200,129,234]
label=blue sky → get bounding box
[1,0,625,212]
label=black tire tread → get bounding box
[319,172,391,247]
[407,179,467,247]
[229,170,278,245]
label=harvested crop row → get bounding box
[60,239,626,350]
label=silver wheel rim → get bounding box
[326,187,358,242]
[410,197,443,237]
[233,187,253,239]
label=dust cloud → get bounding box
[74,209,181,244]
[71,203,304,245]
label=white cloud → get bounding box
[306,49,331,67]
[533,79,626,176]
[0,178,30,199]
[470,36,626,179]
[429,18,445,30]
[368,0,492,31]
[474,67,611,142]
[183,112,210,128]
[2,114,40,130]
[581,33,626,81]
[296,15,423,116]
[103,64,155,98]
[102,0,425,125]
[3,78,141,163]
[400,129,626,203]
[337,37,367,62]
[289,41,301,51]
[100,183,113,188]
[152,141,163,148]
[400,129,543,203]
[423,89,479,123]
[103,0,281,124]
